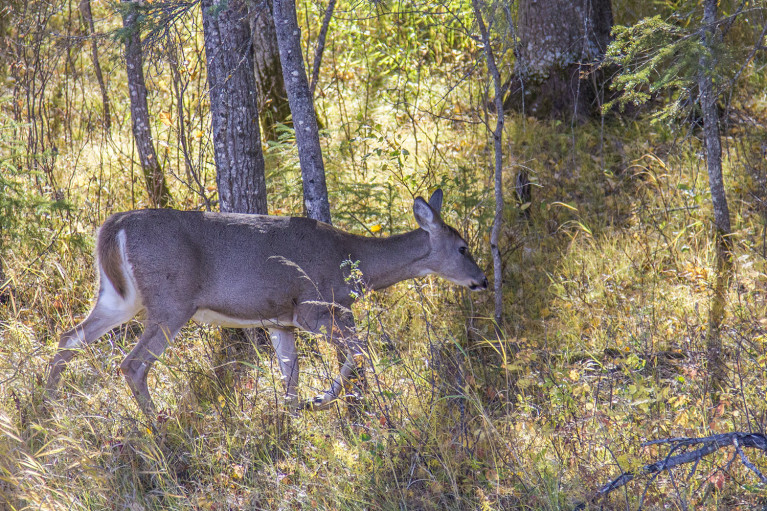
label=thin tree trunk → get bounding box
[472,0,505,334]
[79,0,111,131]
[201,0,268,215]
[121,0,172,208]
[272,0,332,224]
[167,34,194,190]
[272,0,339,397]
[699,0,731,401]
[249,0,292,142]
[309,0,336,96]
[699,1,731,237]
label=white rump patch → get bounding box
[97,230,142,313]
[61,231,144,351]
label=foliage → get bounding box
[603,15,706,119]
[0,113,71,259]
[114,0,199,46]
[602,2,757,124]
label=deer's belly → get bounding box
[191,308,297,329]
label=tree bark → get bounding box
[201,0,268,215]
[272,0,332,224]
[249,0,292,142]
[698,0,731,401]
[505,0,613,119]
[473,0,505,335]
[79,0,111,131]
[121,0,172,208]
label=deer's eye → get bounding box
[459,246,467,255]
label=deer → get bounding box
[45,189,488,417]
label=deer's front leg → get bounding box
[268,327,299,409]
[296,305,364,411]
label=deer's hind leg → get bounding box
[46,278,140,396]
[120,309,193,417]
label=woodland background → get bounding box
[1,0,767,509]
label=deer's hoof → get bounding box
[302,394,337,411]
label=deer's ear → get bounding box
[414,197,441,233]
[428,189,443,214]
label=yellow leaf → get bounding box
[159,111,172,126]
[370,224,382,233]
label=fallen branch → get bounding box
[590,432,767,505]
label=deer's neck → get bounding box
[352,229,431,291]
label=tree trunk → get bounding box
[201,0,268,215]
[79,0,111,131]
[505,0,613,119]
[249,0,291,142]
[272,0,332,224]
[699,0,731,402]
[121,0,172,208]
[201,0,271,360]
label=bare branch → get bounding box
[734,437,767,483]
[594,433,767,501]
